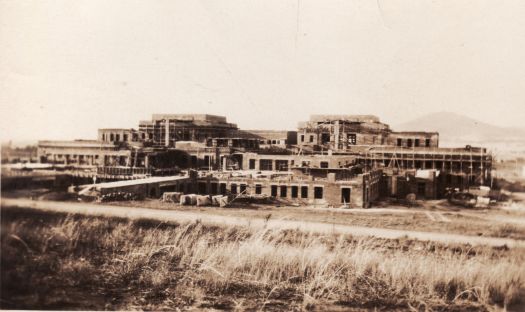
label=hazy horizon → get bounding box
[2,0,525,142]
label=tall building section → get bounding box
[138,114,240,147]
[297,115,438,151]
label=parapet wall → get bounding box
[308,115,381,123]
[151,114,228,124]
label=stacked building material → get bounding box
[162,192,182,203]
[196,195,211,206]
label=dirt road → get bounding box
[2,198,525,248]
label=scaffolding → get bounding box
[357,146,491,186]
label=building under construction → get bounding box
[296,115,439,151]
[35,113,492,207]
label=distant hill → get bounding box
[394,112,525,144]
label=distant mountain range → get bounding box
[394,112,525,144]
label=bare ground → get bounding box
[2,198,525,248]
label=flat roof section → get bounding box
[151,114,227,123]
[94,175,189,189]
[309,115,381,123]
[38,140,116,148]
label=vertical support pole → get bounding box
[480,148,484,185]
[460,151,463,173]
[222,156,228,171]
[334,120,339,151]
[165,119,169,147]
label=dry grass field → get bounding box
[108,198,525,240]
[2,206,524,311]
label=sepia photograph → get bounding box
[1,0,525,311]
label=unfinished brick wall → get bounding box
[241,153,356,171]
[361,170,382,208]
[194,175,366,208]
[387,132,439,148]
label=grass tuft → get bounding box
[1,206,524,310]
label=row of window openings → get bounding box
[300,134,358,145]
[249,159,293,170]
[190,183,353,204]
[299,134,432,148]
[102,133,151,142]
[397,138,431,147]
[52,154,99,158]
[269,185,323,199]
[203,183,324,199]
[374,159,481,171]
[300,135,315,143]
[51,154,99,160]
[261,139,284,144]
[249,159,331,170]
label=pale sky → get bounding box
[1,0,524,142]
